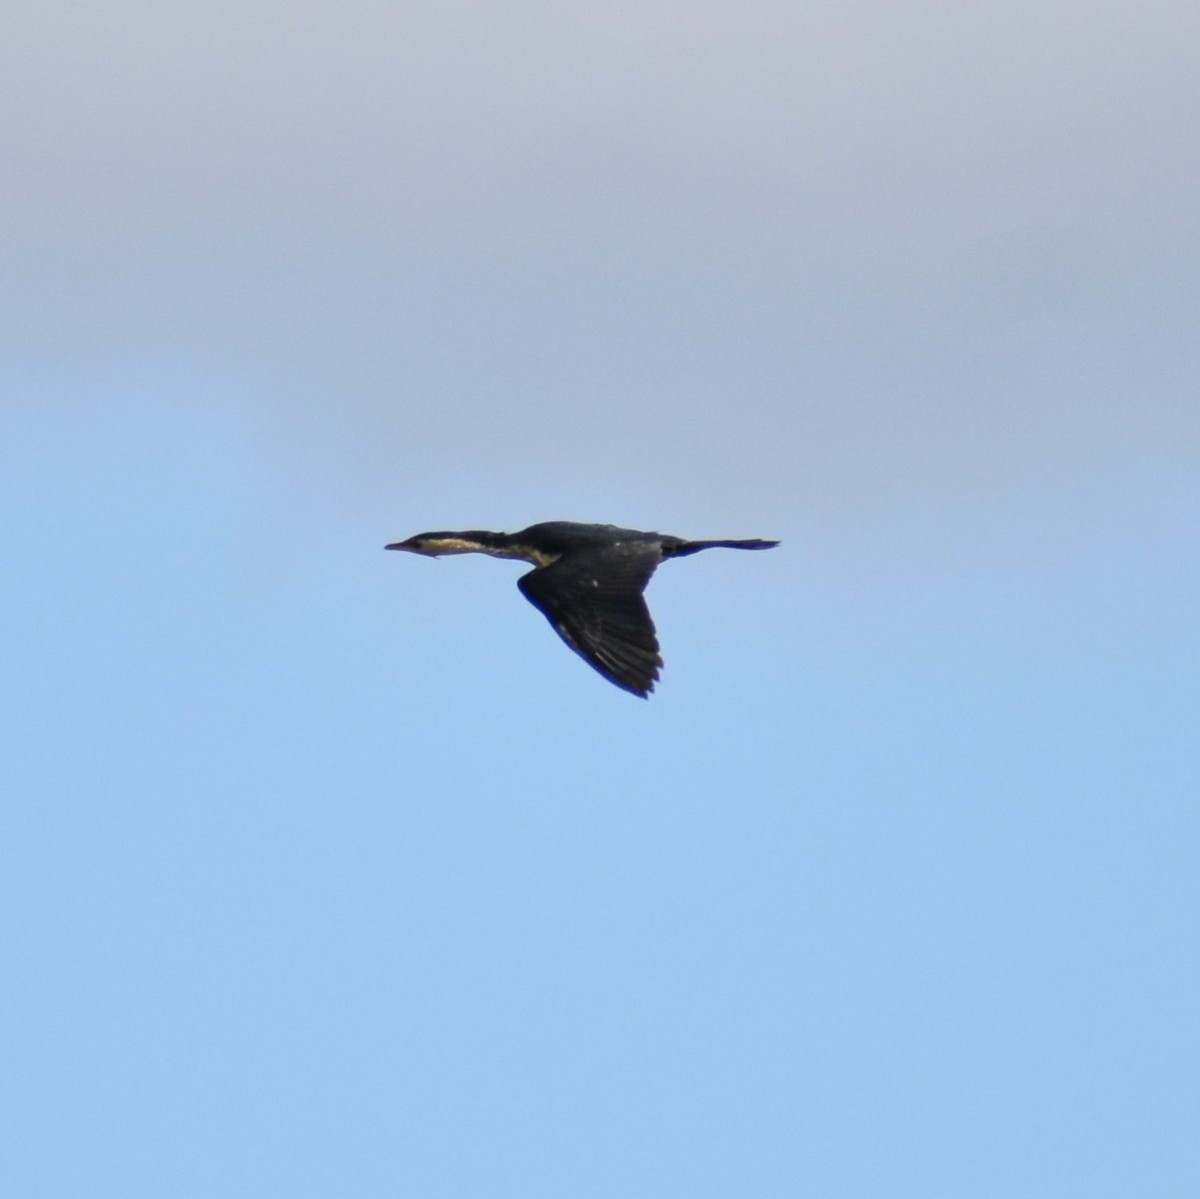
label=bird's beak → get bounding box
[386,538,437,555]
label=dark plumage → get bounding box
[385,521,778,697]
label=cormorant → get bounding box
[385,521,779,697]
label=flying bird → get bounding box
[386,521,778,696]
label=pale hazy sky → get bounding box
[3,4,1198,1196]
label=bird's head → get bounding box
[384,531,497,557]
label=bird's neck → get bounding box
[440,530,555,566]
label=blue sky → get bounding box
[3,3,1198,1195]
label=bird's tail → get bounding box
[666,538,780,558]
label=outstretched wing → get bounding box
[517,545,663,696]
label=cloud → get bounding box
[3,1,1196,527]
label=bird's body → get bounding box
[386,521,778,697]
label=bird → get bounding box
[385,521,779,697]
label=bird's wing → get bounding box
[517,546,663,696]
